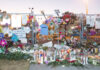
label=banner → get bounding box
[22,15,28,25]
[0,18,11,25]
[95,15,100,29]
[11,15,22,28]
[40,24,48,35]
[86,16,95,27]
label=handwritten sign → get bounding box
[0,33,4,39]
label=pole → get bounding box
[80,14,84,45]
[29,8,35,47]
[86,2,88,14]
[85,0,88,14]
[41,11,47,20]
[54,10,60,45]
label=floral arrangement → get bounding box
[48,59,83,67]
[0,39,7,47]
[0,52,32,60]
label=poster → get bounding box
[12,29,26,38]
[20,38,27,43]
[11,15,22,28]
[40,24,48,35]
[95,15,100,29]
[86,16,95,27]
[0,18,11,25]
[3,27,12,36]
[22,15,28,25]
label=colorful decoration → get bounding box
[35,21,39,27]
[0,33,4,39]
[0,14,3,21]
[90,29,96,35]
[40,24,48,35]
[0,39,7,47]
[62,14,71,23]
[11,34,19,42]
[0,26,3,33]
[22,15,28,25]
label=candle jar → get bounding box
[93,59,97,65]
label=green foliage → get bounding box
[0,52,32,60]
[48,60,83,67]
[42,46,48,51]
[88,58,93,65]
[88,58,100,66]
[71,61,83,67]
[48,61,61,67]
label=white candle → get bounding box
[50,56,53,61]
[41,57,43,64]
[33,54,36,61]
[44,56,47,61]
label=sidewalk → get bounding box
[29,64,100,70]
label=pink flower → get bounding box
[0,39,7,47]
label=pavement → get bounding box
[29,64,100,70]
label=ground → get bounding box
[0,60,30,70]
[29,64,100,70]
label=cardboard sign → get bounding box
[95,15,100,29]
[0,33,4,39]
[40,24,48,35]
[20,38,27,43]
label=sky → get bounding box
[0,0,100,15]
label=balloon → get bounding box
[90,30,96,35]
[45,20,49,24]
[40,54,42,57]
[35,21,39,27]
[38,29,41,32]
[50,22,54,26]
[57,18,61,23]
[29,16,33,19]
[48,18,52,22]
[27,20,30,24]
[11,34,19,42]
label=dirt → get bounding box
[0,60,30,70]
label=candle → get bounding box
[44,56,47,62]
[40,56,43,64]
[50,56,53,62]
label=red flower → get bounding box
[63,15,71,20]
[56,59,61,62]
[68,60,76,63]
[59,32,62,34]
[66,57,70,60]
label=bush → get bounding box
[0,52,32,60]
